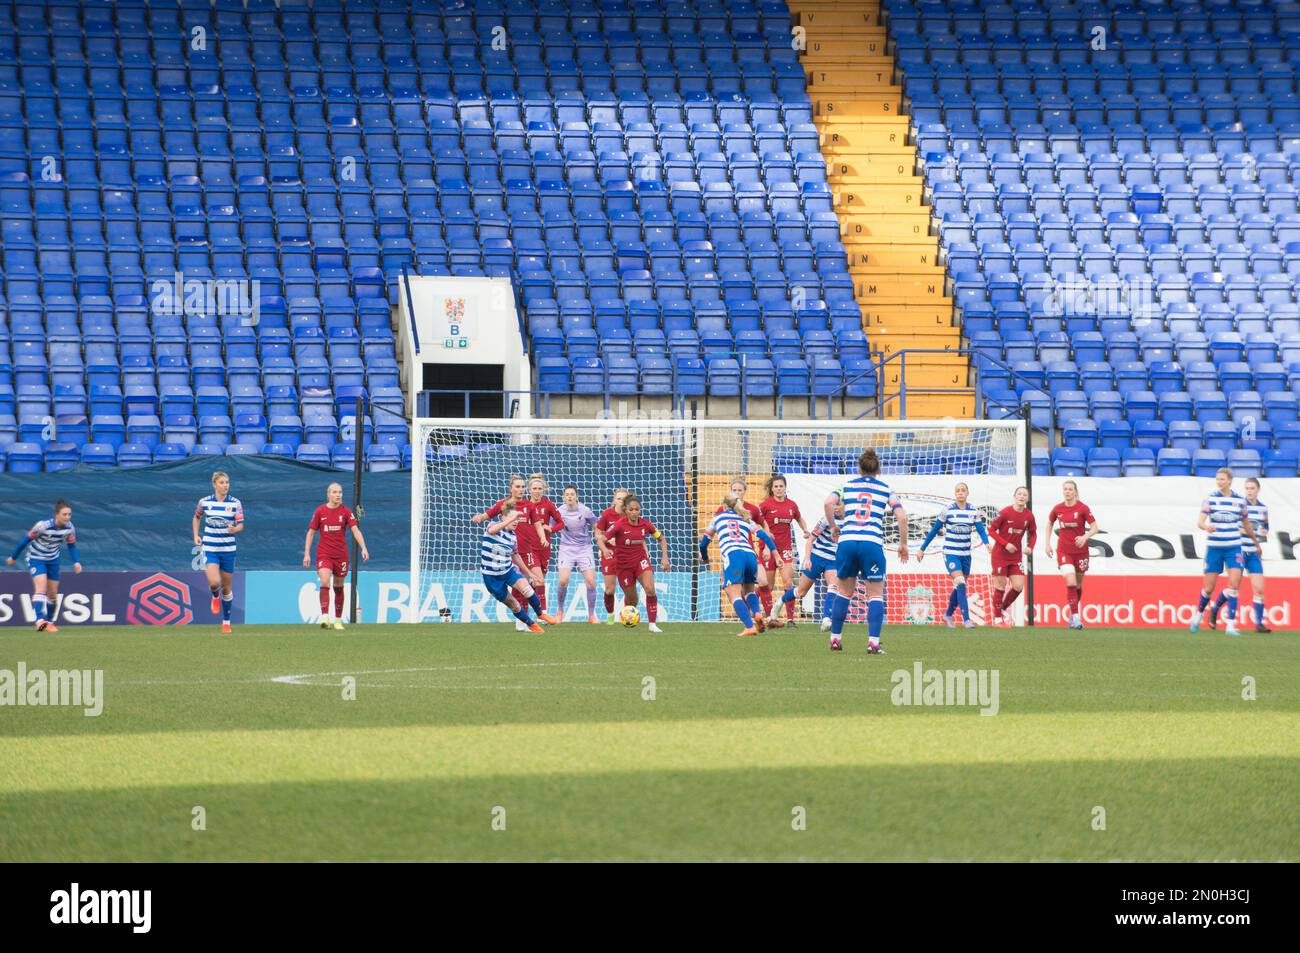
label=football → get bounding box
[619,605,641,628]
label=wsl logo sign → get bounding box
[126,574,194,626]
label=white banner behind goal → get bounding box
[408,419,1028,625]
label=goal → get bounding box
[409,418,1031,626]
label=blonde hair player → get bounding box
[193,471,244,634]
[1209,476,1270,633]
[1189,468,1260,636]
[596,488,630,624]
[304,482,370,630]
[700,492,779,638]
[987,487,1036,627]
[917,481,990,628]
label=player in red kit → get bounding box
[517,474,564,613]
[759,474,811,626]
[303,482,370,630]
[718,477,774,627]
[597,494,671,633]
[1045,479,1099,630]
[987,486,1037,627]
[597,488,629,624]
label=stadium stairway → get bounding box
[794,0,975,417]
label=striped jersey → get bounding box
[837,475,901,546]
[809,516,842,561]
[933,503,987,556]
[1241,501,1269,555]
[26,519,76,563]
[195,495,243,553]
[479,524,518,575]
[1201,491,1247,549]
[708,509,762,560]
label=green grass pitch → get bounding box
[1,621,1297,861]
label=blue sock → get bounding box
[1213,591,1228,611]
[867,598,885,641]
[782,587,796,606]
[1197,591,1211,612]
[830,591,850,636]
[733,597,754,628]
[221,592,233,621]
[746,591,761,618]
[513,605,533,625]
[528,592,543,615]
[34,595,48,621]
[210,584,220,598]
[1225,588,1238,620]
[955,583,969,619]
[1254,599,1265,625]
[945,588,958,616]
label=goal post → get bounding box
[409,418,1031,626]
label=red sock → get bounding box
[785,596,796,619]
[645,595,658,622]
[1066,585,1079,613]
[319,587,330,616]
[759,586,773,614]
[334,587,345,618]
[535,582,546,611]
[604,592,615,613]
[992,590,1003,619]
[1001,587,1021,611]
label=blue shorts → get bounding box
[835,540,888,583]
[28,559,60,580]
[944,554,972,577]
[722,549,758,586]
[483,568,524,603]
[204,551,237,573]
[1203,546,1243,575]
[1241,552,1264,575]
[802,553,836,581]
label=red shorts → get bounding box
[616,558,651,589]
[990,560,1024,579]
[521,547,551,572]
[759,547,777,572]
[1057,552,1089,573]
[600,555,616,576]
[317,555,348,578]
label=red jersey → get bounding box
[485,498,560,552]
[596,506,621,536]
[988,506,1037,561]
[310,504,357,560]
[606,517,661,567]
[1048,502,1095,556]
[759,497,802,550]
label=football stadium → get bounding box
[1,0,1298,867]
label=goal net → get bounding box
[409,418,1029,626]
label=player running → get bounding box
[987,487,1036,628]
[1045,480,1100,630]
[303,482,370,630]
[7,499,82,633]
[554,484,600,624]
[597,488,629,624]
[759,474,811,627]
[1210,476,1270,633]
[789,492,844,632]
[471,474,543,630]
[597,495,671,633]
[1190,468,1259,636]
[824,448,908,654]
[480,502,557,633]
[722,478,775,623]
[193,471,244,634]
[700,492,780,637]
[917,482,990,628]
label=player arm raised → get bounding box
[487,510,524,535]
[470,500,505,525]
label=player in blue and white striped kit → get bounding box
[698,492,779,638]
[1210,475,1271,633]
[917,482,990,628]
[481,502,557,632]
[192,471,244,634]
[824,448,909,654]
[1190,467,1259,636]
[785,492,844,633]
[7,499,82,632]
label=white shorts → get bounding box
[557,547,596,572]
